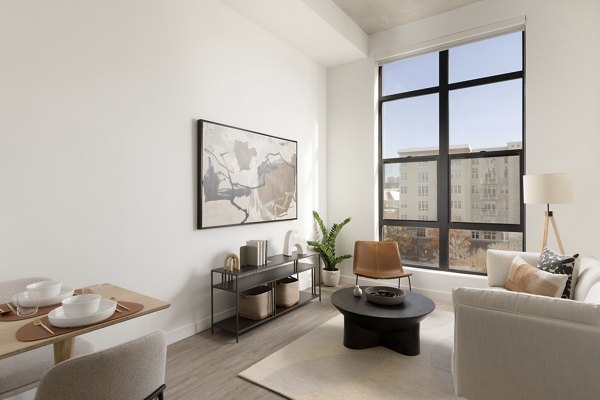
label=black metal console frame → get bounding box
[211,253,321,342]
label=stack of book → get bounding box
[244,240,268,266]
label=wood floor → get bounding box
[164,285,342,399]
[164,286,452,399]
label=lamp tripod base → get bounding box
[541,208,565,254]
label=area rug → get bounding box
[239,309,458,399]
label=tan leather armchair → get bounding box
[353,241,412,290]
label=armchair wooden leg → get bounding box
[408,276,412,291]
[355,275,359,286]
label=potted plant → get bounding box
[307,211,351,287]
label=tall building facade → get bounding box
[383,142,522,271]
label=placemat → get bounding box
[16,301,143,342]
[0,289,83,322]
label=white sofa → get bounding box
[452,249,600,400]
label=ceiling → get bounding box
[220,0,368,67]
[332,0,483,34]
[220,0,484,67]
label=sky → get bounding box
[381,31,523,158]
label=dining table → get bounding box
[0,283,170,364]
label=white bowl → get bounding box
[49,299,117,328]
[62,294,101,317]
[26,281,62,299]
[13,287,74,307]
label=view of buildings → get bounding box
[383,142,523,272]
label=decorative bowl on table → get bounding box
[365,286,406,306]
[12,287,74,307]
[49,299,117,328]
[26,280,62,299]
[62,294,102,318]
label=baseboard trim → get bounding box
[166,308,235,345]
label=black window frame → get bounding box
[378,32,526,275]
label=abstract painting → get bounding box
[198,120,297,229]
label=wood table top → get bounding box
[0,283,170,361]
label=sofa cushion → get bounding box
[504,255,567,297]
[487,249,540,287]
[537,248,579,299]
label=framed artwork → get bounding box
[198,120,297,229]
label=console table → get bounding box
[211,253,321,342]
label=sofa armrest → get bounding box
[486,250,540,287]
[453,287,600,325]
[453,287,600,400]
[574,256,600,302]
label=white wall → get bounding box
[328,0,600,300]
[0,0,327,347]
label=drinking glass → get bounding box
[82,284,104,297]
[15,293,38,317]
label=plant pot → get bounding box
[322,268,340,287]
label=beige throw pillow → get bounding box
[504,255,568,297]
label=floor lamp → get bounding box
[523,173,573,254]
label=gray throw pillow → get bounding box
[537,247,579,299]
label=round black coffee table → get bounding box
[331,286,435,356]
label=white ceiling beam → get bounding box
[219,0,368,67]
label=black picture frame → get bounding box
[197,119,298,229]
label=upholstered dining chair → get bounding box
[0,277,94,400]
[353,241,412,290]
[34,331,167,400]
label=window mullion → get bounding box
[521,31,527,245]
[378,66,384,237]
[438,50,450,270]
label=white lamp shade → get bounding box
[523,173,573,204]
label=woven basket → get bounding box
[276,277,299,307]
[239,286,272,320]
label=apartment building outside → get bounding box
[383,142,523,272]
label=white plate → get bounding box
[12,287,75,307]
[48,299,117,328]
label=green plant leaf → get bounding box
[312,210,328,238]
[306,212,352,271]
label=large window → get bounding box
[379,32,525,274]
